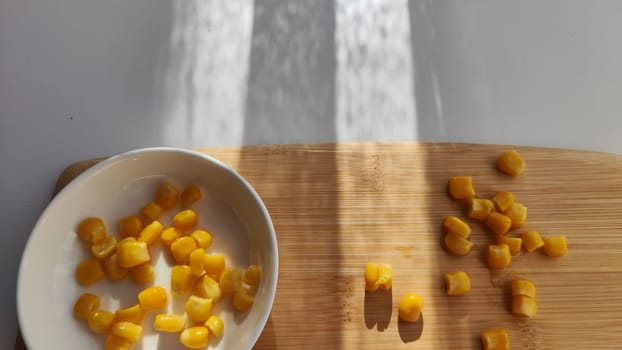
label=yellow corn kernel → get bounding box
[543,236,568,257]
[398,292,423,323]
[376,264,393,290]
[448,176,475,199]
[190,229,213,249]
[76,258,105,285]
[131,262,155,284]
[364,262,379,292]
[189,248,205,276]
[511,278,536,299]
[154,313,186,333]
[444,271,471,296]
[185,295,213,322]
[138,220,163,245]
[488,244,511,269]
[112,322,143,343]
[504,202,527,229]
[104,335,130,350]
[244,265,262,286]
[492,191,514,212]
[443,215,471,238]
[116,238,150,268]
[171,238,197,266]
[444,231,473,256]
[118,215,143,238]
[512,295,538,318]
[160,228,182,250]
[88,309,115,333]
[521,230,544,252]
[115,304,143,324]
[180,327,209,349]
[486,212,512,235]
[469,198,495,221]
[171,265,193,295]
[77,217,106,244]
[155,182,180,210]
[73,293,100,320]
[138,286,168,311]
[140,202,162,222]
[204,315,224,337]
[104,254,129,281]
[232,287,254,311]
[91,235,117,259]
[173,209,199,231]
[497,149,525,176]
[181,185,203,207]
[481,328,510,350]
[204,254,226,275]
[219,268,243,294]
[193,275,222,302]
[497,236,522,255]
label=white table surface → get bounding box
[3,0,622,347]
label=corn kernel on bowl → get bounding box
[17,148,278,350]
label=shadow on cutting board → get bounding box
[364,289,392,331]
[398,315,424,343]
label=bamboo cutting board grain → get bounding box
[16,143,622,349]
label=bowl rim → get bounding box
[17,147,279,350]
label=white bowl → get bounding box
[17,148,278,350]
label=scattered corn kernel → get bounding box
[244,265,262,286]
[194,275,223,302]
[138,286,168,311]
[180,327,209,349]
[112,322,143,343]
[171,265,193,295]
[173,209,199,231]
[486,212,512,235]
[104,254,129,281]
[497,149,524,176]
[190,229,213,249]
[543,236,568,257]
[398,292,423,323]
[448,176,475,199]
[512,295,538,318]
[76,258,105,285]
[443,215,471,238]
[160,227,182,248]
[444,271,471,296]
[115,304,143,324]
[118,215,143,238]
[469,198,495,221]
[364,262,379,292]
[138,220,163,245]
[204,254,226,275]
[88,309,115,333]
[140,202,162,222]
[444,231,473,256]
[131,262,155,284]
[104,335,130,350]
[232,287,254,311]
[376,264,393,290]
[504,202,527,229]
[511,278,536,299]
[77,217,106,244]
[171,236,198,265]
[497,236,522,255]
[204,315,224,337]
[488,244,511,269]
[219,268,243,294]
[154,313,186,333]
[91,235,118,259]
[155,182,180,210]
[73,293,100,320]
[492,191,515,212]
[181,185,203,207]
[521,230,544,253]
[116,238,151,268]
[185,295,213,322]
[189,248,205,276]
[481,328,510,350]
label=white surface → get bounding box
[17,148,277,350]
[3,0,622,347]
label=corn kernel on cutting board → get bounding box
[16,142,622,349]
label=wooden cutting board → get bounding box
[17,142,622,349]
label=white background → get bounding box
[3,0,622,347]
